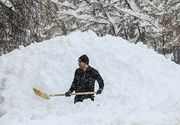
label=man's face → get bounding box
[78,59,86,69]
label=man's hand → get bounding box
[96,89,103,95]
[65,91,71,97]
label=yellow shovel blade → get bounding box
[33,88,50,100]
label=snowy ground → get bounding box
[1,31,180,125]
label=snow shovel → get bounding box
[33,88,96,100]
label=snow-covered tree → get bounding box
[0,0,179,58]
[0,0,63,54]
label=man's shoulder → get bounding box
[88,66,98,72]
[75,66,98,72]
[75,68,81,72]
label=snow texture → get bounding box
[0,31,180,125]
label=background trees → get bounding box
[0,0,64,54]
[0,0,179,57]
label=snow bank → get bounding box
[0,31,180,125]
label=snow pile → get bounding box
[1,31,180,125]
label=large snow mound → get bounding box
[0,31,180,125]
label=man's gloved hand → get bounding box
[96,89,103,95]
[65,91,71,97]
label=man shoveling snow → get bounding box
[65,55,104,103]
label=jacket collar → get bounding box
[80,65,91,72]
[86,65,91,71]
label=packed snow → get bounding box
[0,31,180,125]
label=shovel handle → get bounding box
[49,92,96,97]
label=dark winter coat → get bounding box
[68,66,104,103]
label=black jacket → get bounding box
[69,66,104,93]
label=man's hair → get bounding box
[79,54,89,65]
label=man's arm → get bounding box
[65,69,78,96]
[94,70,104,94]
[69,69,79,92]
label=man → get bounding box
[65,55,104,103]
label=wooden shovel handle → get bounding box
[49,92,96,97]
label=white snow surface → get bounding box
[0,31,180,125]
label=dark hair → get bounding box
[79,54,89,65]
